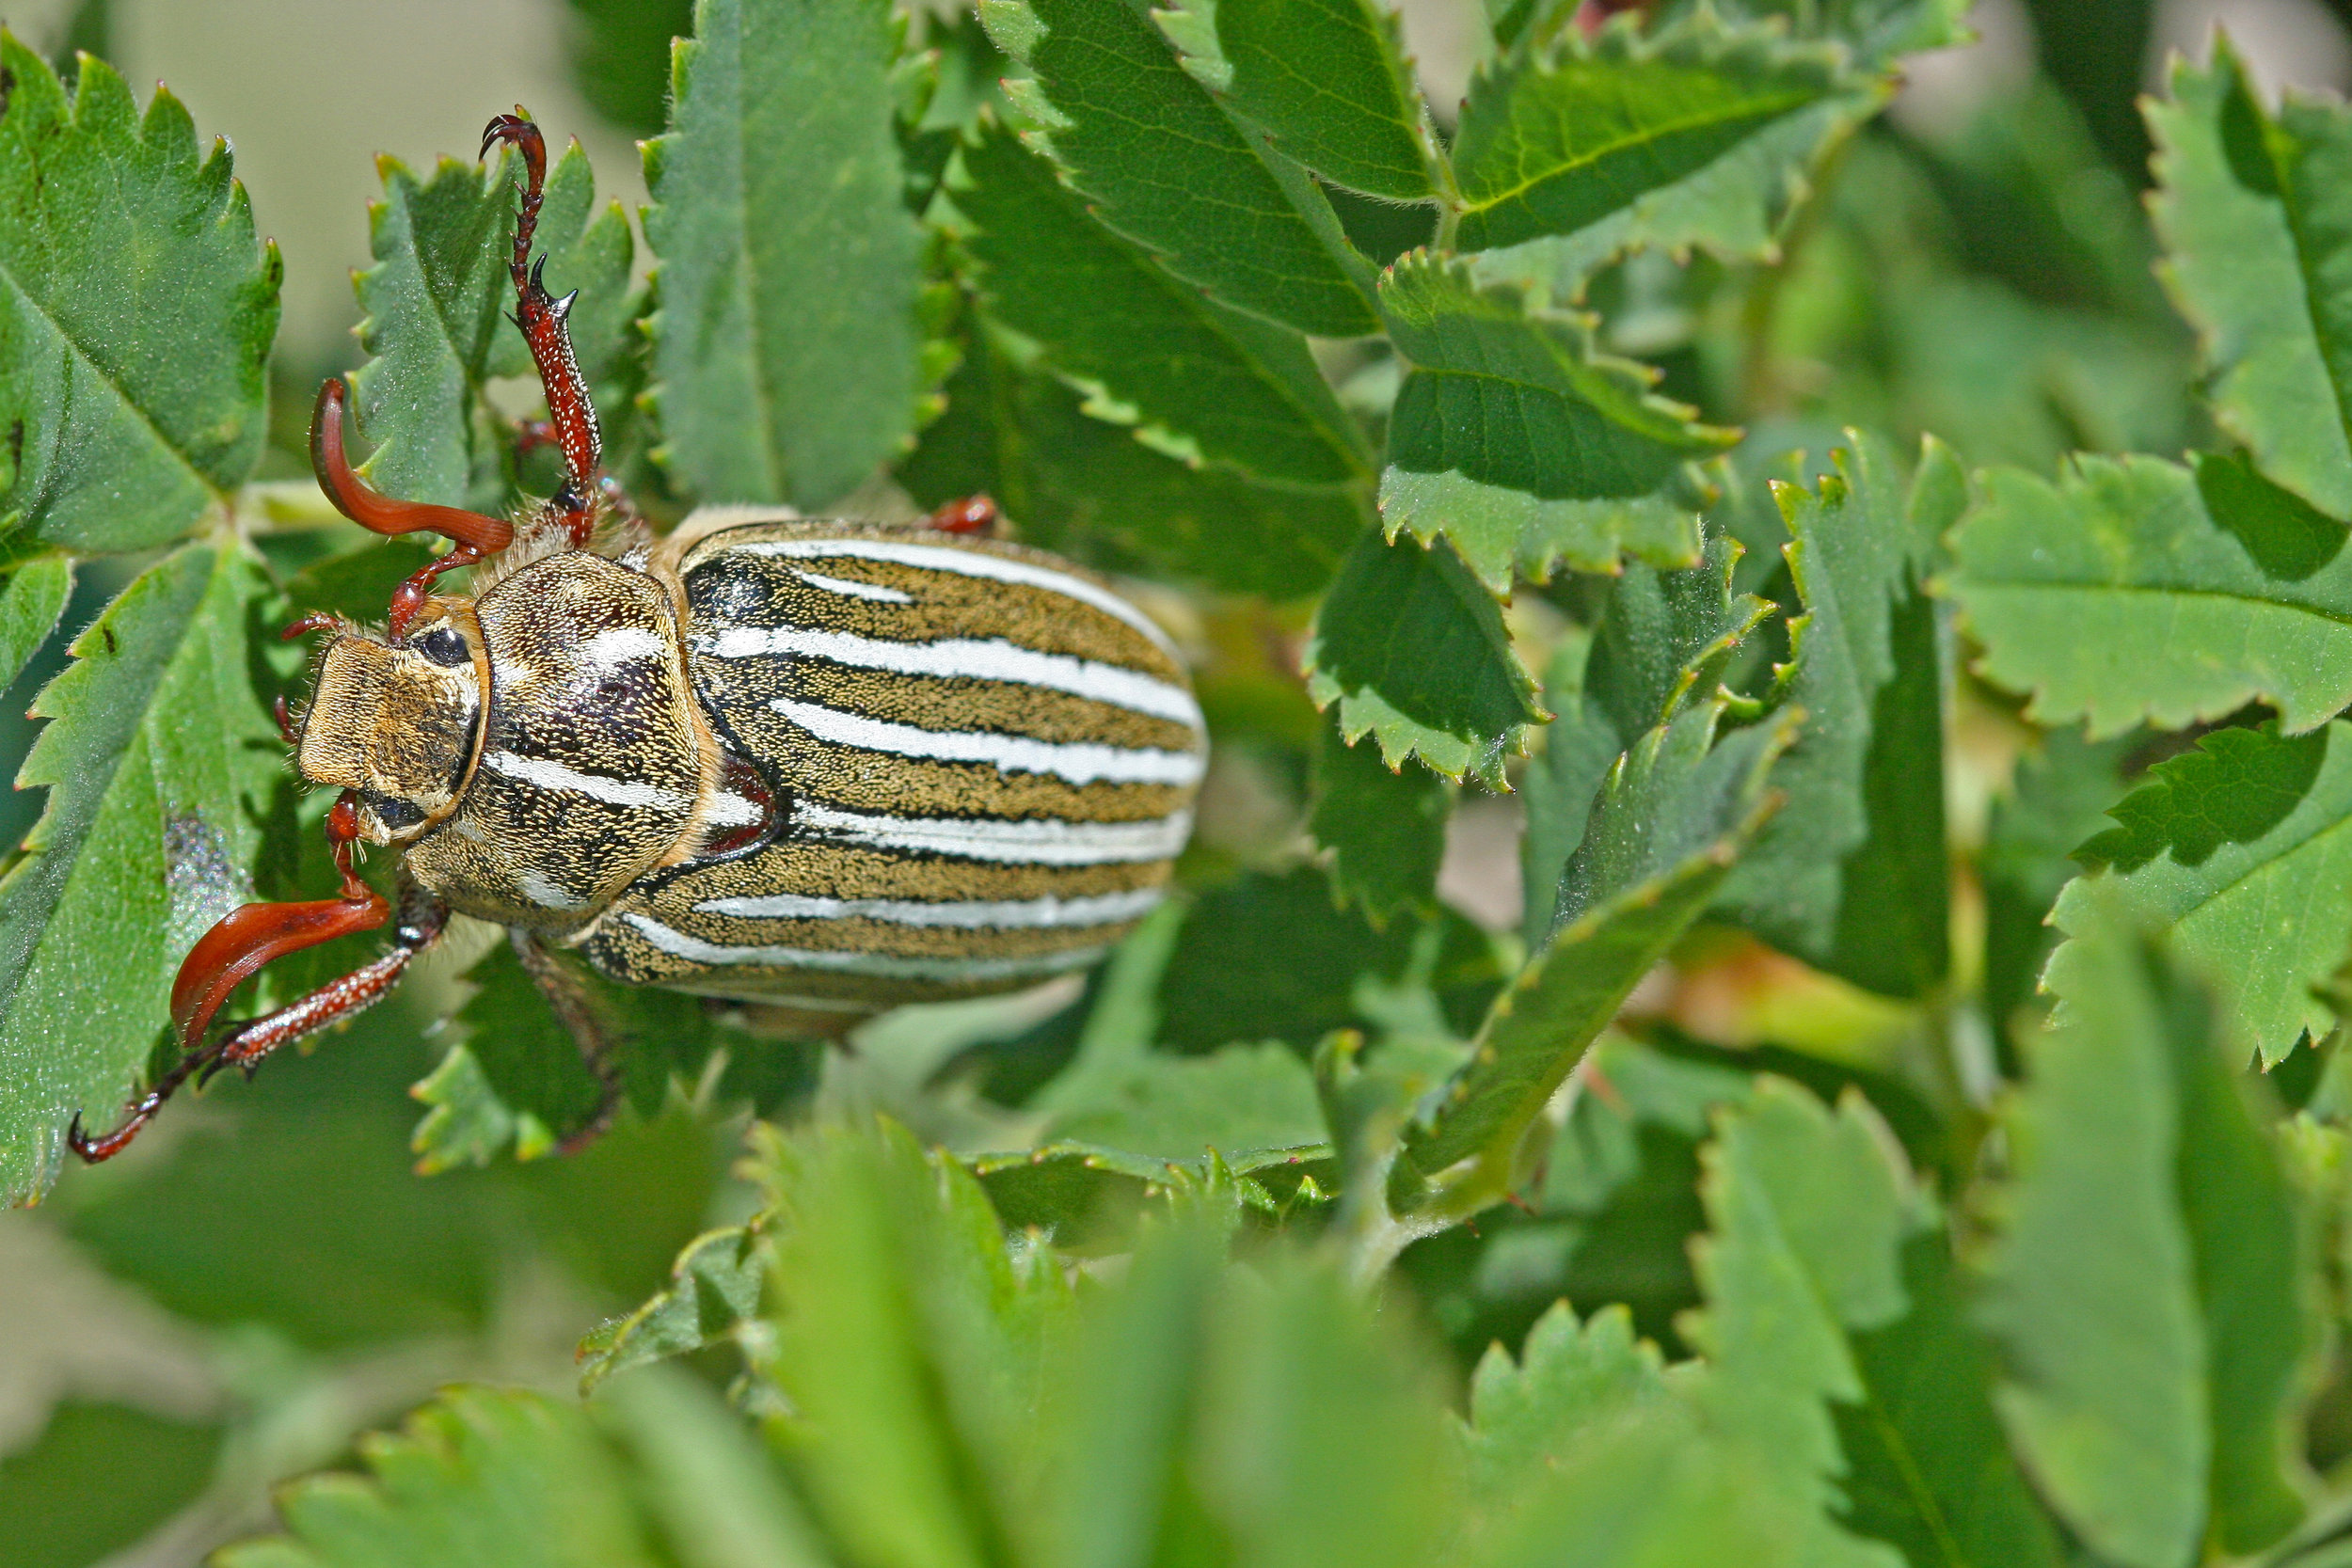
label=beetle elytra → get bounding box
[71,113,1203,1162]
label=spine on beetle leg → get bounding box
[583,527,1206,1006]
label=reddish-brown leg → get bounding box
[70,794,406,1163]
[507,931,621,1154]
[482,112,602,546]
[925,495,999,535]
[206,879,451,1078]
[310,378,515,637]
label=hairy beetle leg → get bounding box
[508,930,621,1155]
[310,377,515,638]
[70,794,403,1164]
[482,111,602,546]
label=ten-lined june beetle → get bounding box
[70,114,1204,1161]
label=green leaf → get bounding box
[1153,863,1413,1053]
[0,554,72,691]
[1400,699,1792,1186]
[972,1138,1332,1244]
[979,0,1378,336]
[1303,531,1546,787]
[1980,728,2134,1031]
[578,1224,771,1391]
[1691,1080,2062,1567]
[1152,0,1438,199]
[1377,254,1730,594]
[645,0,928,506]
[1310,721,1453,924]
[1460,1302,1670,1531]
[1981,895,2307,1563]
[1585,525,1774,746]
[898,316,1363,597]
[2147,42,2352,519]
[1715,434,1953,998]
[2062,721,2352,1065]
[215,1387,666,1568]
[0,38,279,550]
[0,542,283,1206]
[1518,628,1621,944]
[1693,0,1968,63]
[1947,451,2352,736]
[755,1118,1068,1568]
[1041,1040,1328,1161]
[595,1369,834,1568]
[1453,14,1883,288]
[954,120,1371,489]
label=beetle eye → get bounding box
[412,626,468,667]
[364,792,425,831]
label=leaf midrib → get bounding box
[0,247,222,513]
[1456,85,1823,221]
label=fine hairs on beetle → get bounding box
[69,112,1207,1164]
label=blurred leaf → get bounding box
[1454,15,1881,286]
[1983,894,2306,1562]
[1153,0,1437,199]
[2148,41,2352,519]
[1304,531,1545,787]
[1948,452,2352,736]
[955,121,1371,488]
[579,1225,771,1391]
[1155,863,1412,1053]
[0,38,279,550]
[979,0,1378,336]
[1377,255,1729,595]
[1979,729,2134,1031]
[0,543,284,1206]
[2062,721,2352,1065]
[1692,1080,2060,1566]
[0,553,72,691]
[1518,628,1621,944]
[1310,721,1453,924]
[645,0,927,506]
[596,1369,834,1568]
[1400,700,1792,1187]
[1715,434,1953,998]
[899,316,1363,597]
[756,1118,1071,1568]
[565,0,696,136]
[2017,0,2153,180]
[215,1388,666,1568]
[0,1401,223,1568]
[1041,1040,1328,1160]
[1461,1302,1669,1526]
[972,1138,1332,1244]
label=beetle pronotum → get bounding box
[70,113,1205,1162]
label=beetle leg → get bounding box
[69,794,405,1164]
[310,377,516,637]
[205,878,451,1079]
[923,495,999,536]
[507,930,621,1154]
[482,112,603,546]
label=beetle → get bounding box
[70,113,1205,1162]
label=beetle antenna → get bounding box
[482,109,602,545]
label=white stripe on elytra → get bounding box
[733,538,1178,656]
[485,751,693,812]
[619,912,1106,979]
[794,802,1192,865]
[793,568,913,604]
[512,863,589,912]
[703,791,766,827]
[769,698,1204,786]
[698,625,1201,726]
[694,885,1164,929]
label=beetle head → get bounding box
[294,608,485,844]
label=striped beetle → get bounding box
[71,114,1203,1161]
